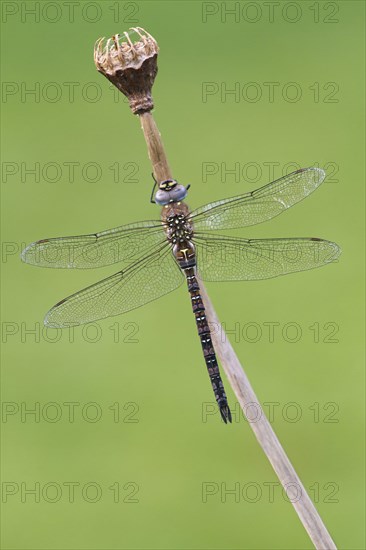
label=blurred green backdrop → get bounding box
[1,1,365,549]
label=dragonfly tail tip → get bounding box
[220,404,232,424]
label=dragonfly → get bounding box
[22,167,340,424]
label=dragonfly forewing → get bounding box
[21,221,164,269]
[190,167,326,231]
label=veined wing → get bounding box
[193,234,341,281]
[45,244,184,328]
[21,220,165,269]
[190,167,326,231]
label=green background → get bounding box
[1,1,365,548]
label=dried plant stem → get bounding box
[137,109,337,550]
[139,112,172,183]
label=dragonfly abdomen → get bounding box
[185,267,232,424]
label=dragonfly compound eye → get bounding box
[155,183,189,206]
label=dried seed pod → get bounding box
[94,27,159,114]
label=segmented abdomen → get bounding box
[185,267,232,424]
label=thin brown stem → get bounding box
[139,112,172,183]
[137,110,337,550]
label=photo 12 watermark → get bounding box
[1,1,141,24]
[1,480,140,504]
[201,400,340,424]
[1,160,140,185]
[1,320,140,344]
[1,81,132,104]
[210,320,340,345]
[1,401,140,424]
[201,81,340,104]
[200,161,339,185]
[201,480,339,504]
[201,2,340,24]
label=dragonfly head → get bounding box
[154,179,190,206]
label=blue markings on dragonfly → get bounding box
[22,167,341,424]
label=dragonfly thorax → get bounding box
[165,214,193,244]
[155,179,189,206]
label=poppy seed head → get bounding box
[94,27,159,114]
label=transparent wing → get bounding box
[193,234,341,281]
[190,167,326,231]
[21,220,165,269]
[45,245,184,328]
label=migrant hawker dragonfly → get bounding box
[22,167,340,423]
